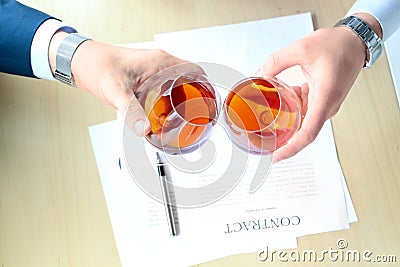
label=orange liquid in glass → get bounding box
[147,76,217,152]
[225,78,299,153]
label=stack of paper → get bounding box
[89,13,357,267]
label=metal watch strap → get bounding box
[54,33,91,86]
[335,15,382,69]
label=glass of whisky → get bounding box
[223,76,301,155]
[134,64,220,154]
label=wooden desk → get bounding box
[1,1,399,266]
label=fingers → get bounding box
[124,96,151,136]
[99,77,151,137]
[256,42,306,77]
[273,116,325,163]
[272,92,328,163]
[296,83,310,116]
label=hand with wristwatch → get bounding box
[50,12,383,161]
[257,12,383,162]
[48,30,186,137]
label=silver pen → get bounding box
[156,152,178,236]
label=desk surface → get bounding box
[1,1,399,266]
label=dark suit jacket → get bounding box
[0,0,54,77]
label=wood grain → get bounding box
[1,1,399,266]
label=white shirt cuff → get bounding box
[346,0,400,41]
[31,18,77,80]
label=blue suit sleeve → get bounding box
[0,0,55,77]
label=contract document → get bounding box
[89,13,357,266]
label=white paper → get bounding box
[90,13,357,267]
[90,120,299,267]
[154,13,313,78]
[89,119,354,267]
[151,11,354,234]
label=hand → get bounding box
[49,32,187,136]
[257,24,368,162]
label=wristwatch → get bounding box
[335,15,383,68]
[54,33,92,86]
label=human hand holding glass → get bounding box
[257,24,369,161]
[48,32,187,136]
[133,63,301,156]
